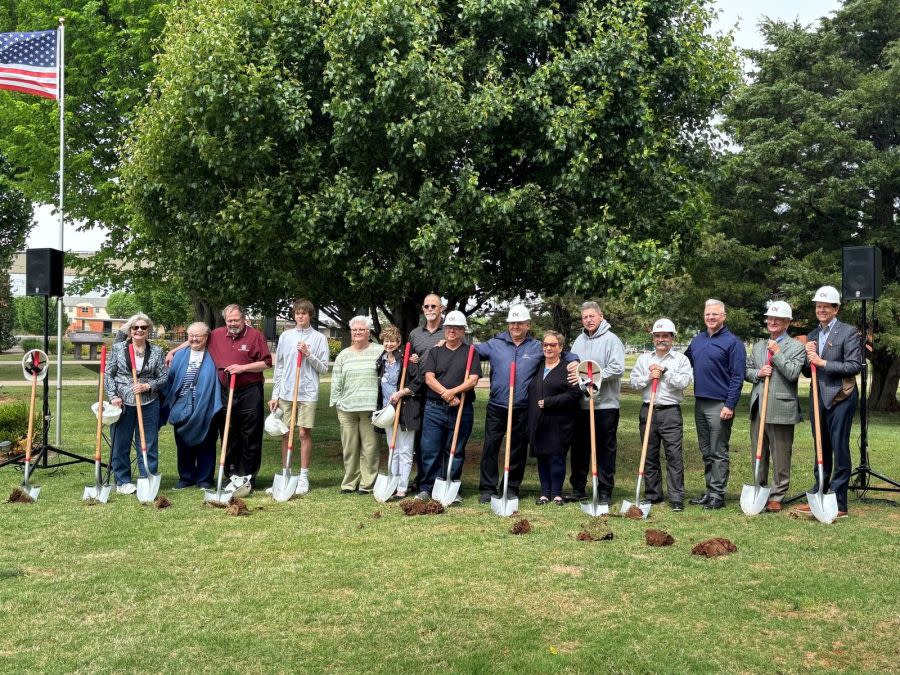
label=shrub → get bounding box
[0,399,29,444]
[17,337,74,355]
[328,338,342,361]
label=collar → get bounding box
[820,318,837,333]
[226,325,248,341]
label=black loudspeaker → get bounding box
[842,246,881,301]
[25,248,64,297]
[263,316,277,341]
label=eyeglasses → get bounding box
[542,342,559,348]
[187,333,206,339]
[131,325,149,331]
[423,304,439,310]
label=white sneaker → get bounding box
[264,486,274,495]
[295,474,310,495]
[117,483,136,495]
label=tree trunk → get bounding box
[867,347,900,412]
[392,297,421,342]
[192,296,221,329]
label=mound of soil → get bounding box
[577,517,614,541]
[226,498,250,516]
[372,510,382,519]
[154,495,172,509]
[645,529,675,547]
[624,505,645,519]
[399,498,445,516]
[7,487,34,503]
[691,537,737,558]
[510,518,531,535]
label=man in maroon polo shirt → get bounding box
[169,303,272,489]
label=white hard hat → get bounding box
[264,411,289,437]
[92,401,122,425]
[371,405,395,429]
[227,474,252,498]
[764,301,793,319]
[444,310,468,329]
[506,305,531,322]
[812,285,841,305]
[651,318,677,335]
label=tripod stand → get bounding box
[849,299,899,496]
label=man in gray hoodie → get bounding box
[566,301,625,502]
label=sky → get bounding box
[25,0,844,254]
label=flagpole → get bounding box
[54,17,64,445]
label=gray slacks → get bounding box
[694,398,732,498]
[638,404,684,503]
[749,415,795,502]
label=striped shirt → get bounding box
[330,343,385,412]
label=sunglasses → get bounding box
[131,325,149,331]
[423,304,439,309]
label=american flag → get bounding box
[0,30,59,100]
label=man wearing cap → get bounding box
[796,286,862,518]
[565,301,626,504]
[744,302,805,512]
[629,319,693,512]
[474,305,578,503]
[419,311,481,501]
[685,299,746,509]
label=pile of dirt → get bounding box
[510,518,531,535]
[153,495,172,509]
[7,487,34,504]
[399,498,445,516]
[225,498,250,516]
[691,537,737,558]
[624,505,645,519]
[645,529,675,547]
[577,517,614,541]
[372,510,382,519]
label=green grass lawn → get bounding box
[0,382,898,673]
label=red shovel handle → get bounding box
[509,360,516,387]
[466,344,476,372]
[100,344,107,370]
[296,350,303,367]
[403,341,412,368]
[33,351,41,369]
[651,377,659,393]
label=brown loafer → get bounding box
[793,503,812,513]
[836,511,849,518]
[764,500,782,513]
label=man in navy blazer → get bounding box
[797,285,863,518]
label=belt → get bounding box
[642,402,679,410]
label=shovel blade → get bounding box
[619,499,650,518]
[136,474,161,504]
[373,473,400,503]
[581,501,608,516]
[82,484,111,504]
[271,471,298,502]
[806,490,838,524]
[202,488,233,504]
[21,483,41,501]
[431,478,460,507]
[740,483,770,516]
[490,494,518,517]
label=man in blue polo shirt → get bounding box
[685,299,746,509]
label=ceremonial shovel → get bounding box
[806,364,838,524]
[130,344,161,504]
[272,352,302,502]
[16,350,46,502]
[580,361,608,517]
[491,362,519,517]
[433,345,476,507]
[620,375,656,519]
[375,343,411,503]
[83,345,112,503]
[204,373,237,505]
[740,351,772,515]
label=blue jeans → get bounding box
[537,455,567,499]
[420,401,474,493]
[111,400,159,484]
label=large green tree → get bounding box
[703,0,900,409]
[117,0,737,335]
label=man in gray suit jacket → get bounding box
[797,285,863,518]
[744,301,805,512]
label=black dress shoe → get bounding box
[703,495,725,510]
[648,498,665,505]
[478,492,493,504]
[688,494,710,505]
[670,501,684,512]
[566,491,588,502]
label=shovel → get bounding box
[433,345,476,507]
[620,375,657,519]
[741,351,772,515]
[130,344,161,504]
[806,363,838,524]
[491,361,519,517]
[204,374,237,505]
[375,343,411,503]
[582,362,608,517]
[15,351,43,502]
[272,352,302,502]
[83,345,112,504]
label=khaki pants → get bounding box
[337,409,379,491]
[750,415,795,502]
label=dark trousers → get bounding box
[536,455,567,499]
[175,422,217,486]
[694,398,732,498]
[809,389,857,512]
[216,381,264,482]
[639,404,684,503]
[420,401,474,493]
[569,407,619,497]
[478,403,528,497]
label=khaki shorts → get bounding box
[276,399,316,429]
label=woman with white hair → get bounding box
[330,316,384,493]
[105,313,168,494]
[163,321,222,489]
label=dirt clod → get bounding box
[645,529,675,547]
[577,517,614,542]
[624,505,644,519]
[510,518,531,535]
[7,487,34,504]
[225,498,250,516]
[154,495,172,509]
[399,498,445,516]
[691,537,737,557]
[372,510,382,519]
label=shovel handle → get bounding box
[587,362,598,478]
[637,377,658,477]
[754,350,773,462]
[219,374,237,468]
[502,361,515,472]
[446,345,476,460]
[810,364,824,466]
[95,345,107,462]
[24,352,40,465]
[128,343,149,455]
[286,353,303,454]
[389,343,413,449]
